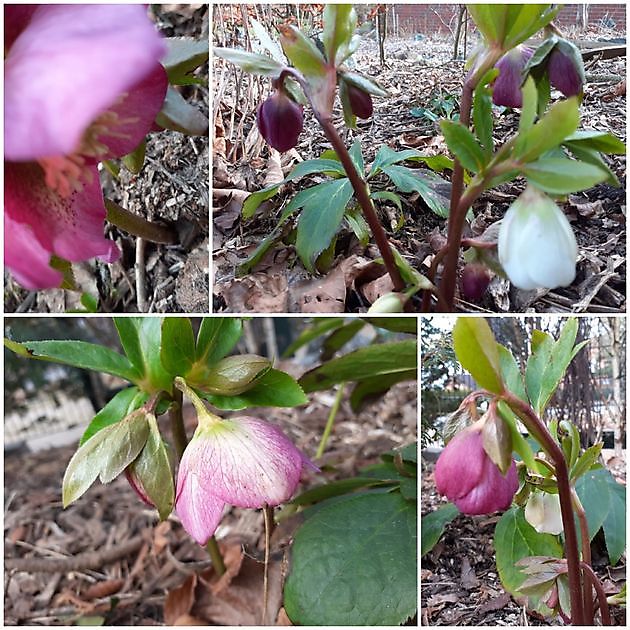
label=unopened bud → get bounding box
[367,292,405,313]
[548,40,584,97]
[347,83,373,119]
[203,354,271,395]
[493,45,534,108]
[257,90,304,152]
[460,263,491,301]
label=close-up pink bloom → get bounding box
[176,414,317,545]
[435,420,518,515]
[4,4,168,289]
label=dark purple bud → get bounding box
[347,83,373,119]
[492,45,534,108]
[548,44,583,97]
[257,90,304,152]
[460,263,491,301]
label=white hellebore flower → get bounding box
[525,491,564,535]
[498,186,578,290]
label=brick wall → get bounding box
[392,4,626,35]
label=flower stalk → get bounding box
[105,199,177,244]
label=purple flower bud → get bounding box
[176,414,318,545]
[347,83,373,119]
[257,90,304,152]
[548,46,583,97]
[493,45,534,108]
[435,420,518,515]
[460,263,491,301]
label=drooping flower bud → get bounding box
[346,83,373,119]
[435,418,518,515]
[498,185,578,290]
[257,90,304,152]
[547,40,584,97]
[493,45,534,108]
[524,491,564,535]
[460,263,492,301]
[367,292,405,313]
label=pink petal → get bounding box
[4,5,38,50]
[4,213,63,289]
[191,416,306,508]
[176,466,225,546]
[97,65,169,159]
[5,4,166,161]
[454,459,518,515]
[5,161,120,285]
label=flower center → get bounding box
[36,99,140,198]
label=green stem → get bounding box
[206,536,226,576]
[502,391,585,625]
[169,388,188,461]
[105,198,177,244]
[316,383,346,458]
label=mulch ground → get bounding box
[5,5,209,314]
[4,379,417,625]
[213,13,625,313]
[420,457,627,626]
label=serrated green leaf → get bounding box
[300,339,417,392]
[440,120,486,173]
[284,490,417,625]
[4,339,139,382]
[296,179,354,272]
[421,503,459,556]
[80,387,146,445]
[452,318,503,394]
[161,317,196,376]
[523,158,608,194]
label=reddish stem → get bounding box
[502,392,585,625]
[580,562,612,625]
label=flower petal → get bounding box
[5,161,120,286]
[176,467,225,546]
[5,4,166,161]
[191,416,306,508]
[4,213,63,289]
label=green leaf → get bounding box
[344,205,371,245]
[440,120,486,173]
[279,25,327,78]
[195,318,243,365]
[202,368,307,410]
[473,77,494,157]
[155,86,208,136]
[348,139,364,175]
[292,477,394,505]
[121,139,146,174]
[381,165,450,217]
[519,76,538,133]
[131,414,174,520]
[114,318,172,393]
[563,130,626,154]
[514,97,580,163]
[603,480,625,565]
[362,317,417,334]
[341,70,388,97]
[236,223,287,276]
[4,338,139,382]
[524,319,578,415]
[452,318,504,394]
[498,344,526,401]
[213,46,284,76]
[282,318,346,357]
[503,5,558,49]
[370,190,403,211]
[162,38,209,84]
[495,506,563,613]
[320,319,365,360]
[570,442,603,482]
[63,410,150,506]
[160,318,196,376]
[574,467,613,541]
[563,143,619,187]
[370,146,424,176]
[323,5,356,65]
[421,503,459,556]
[300,339,417,392]
[296,179,354,272]
[350,370,417,412]
[248,18,285,63]
[284,490,417,625]
[523,158,608,194]
[80,387,146,445]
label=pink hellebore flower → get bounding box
[435,420,518,515]
[493,45,534,108]
[4,5,168,289]
[176,415,317,545]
